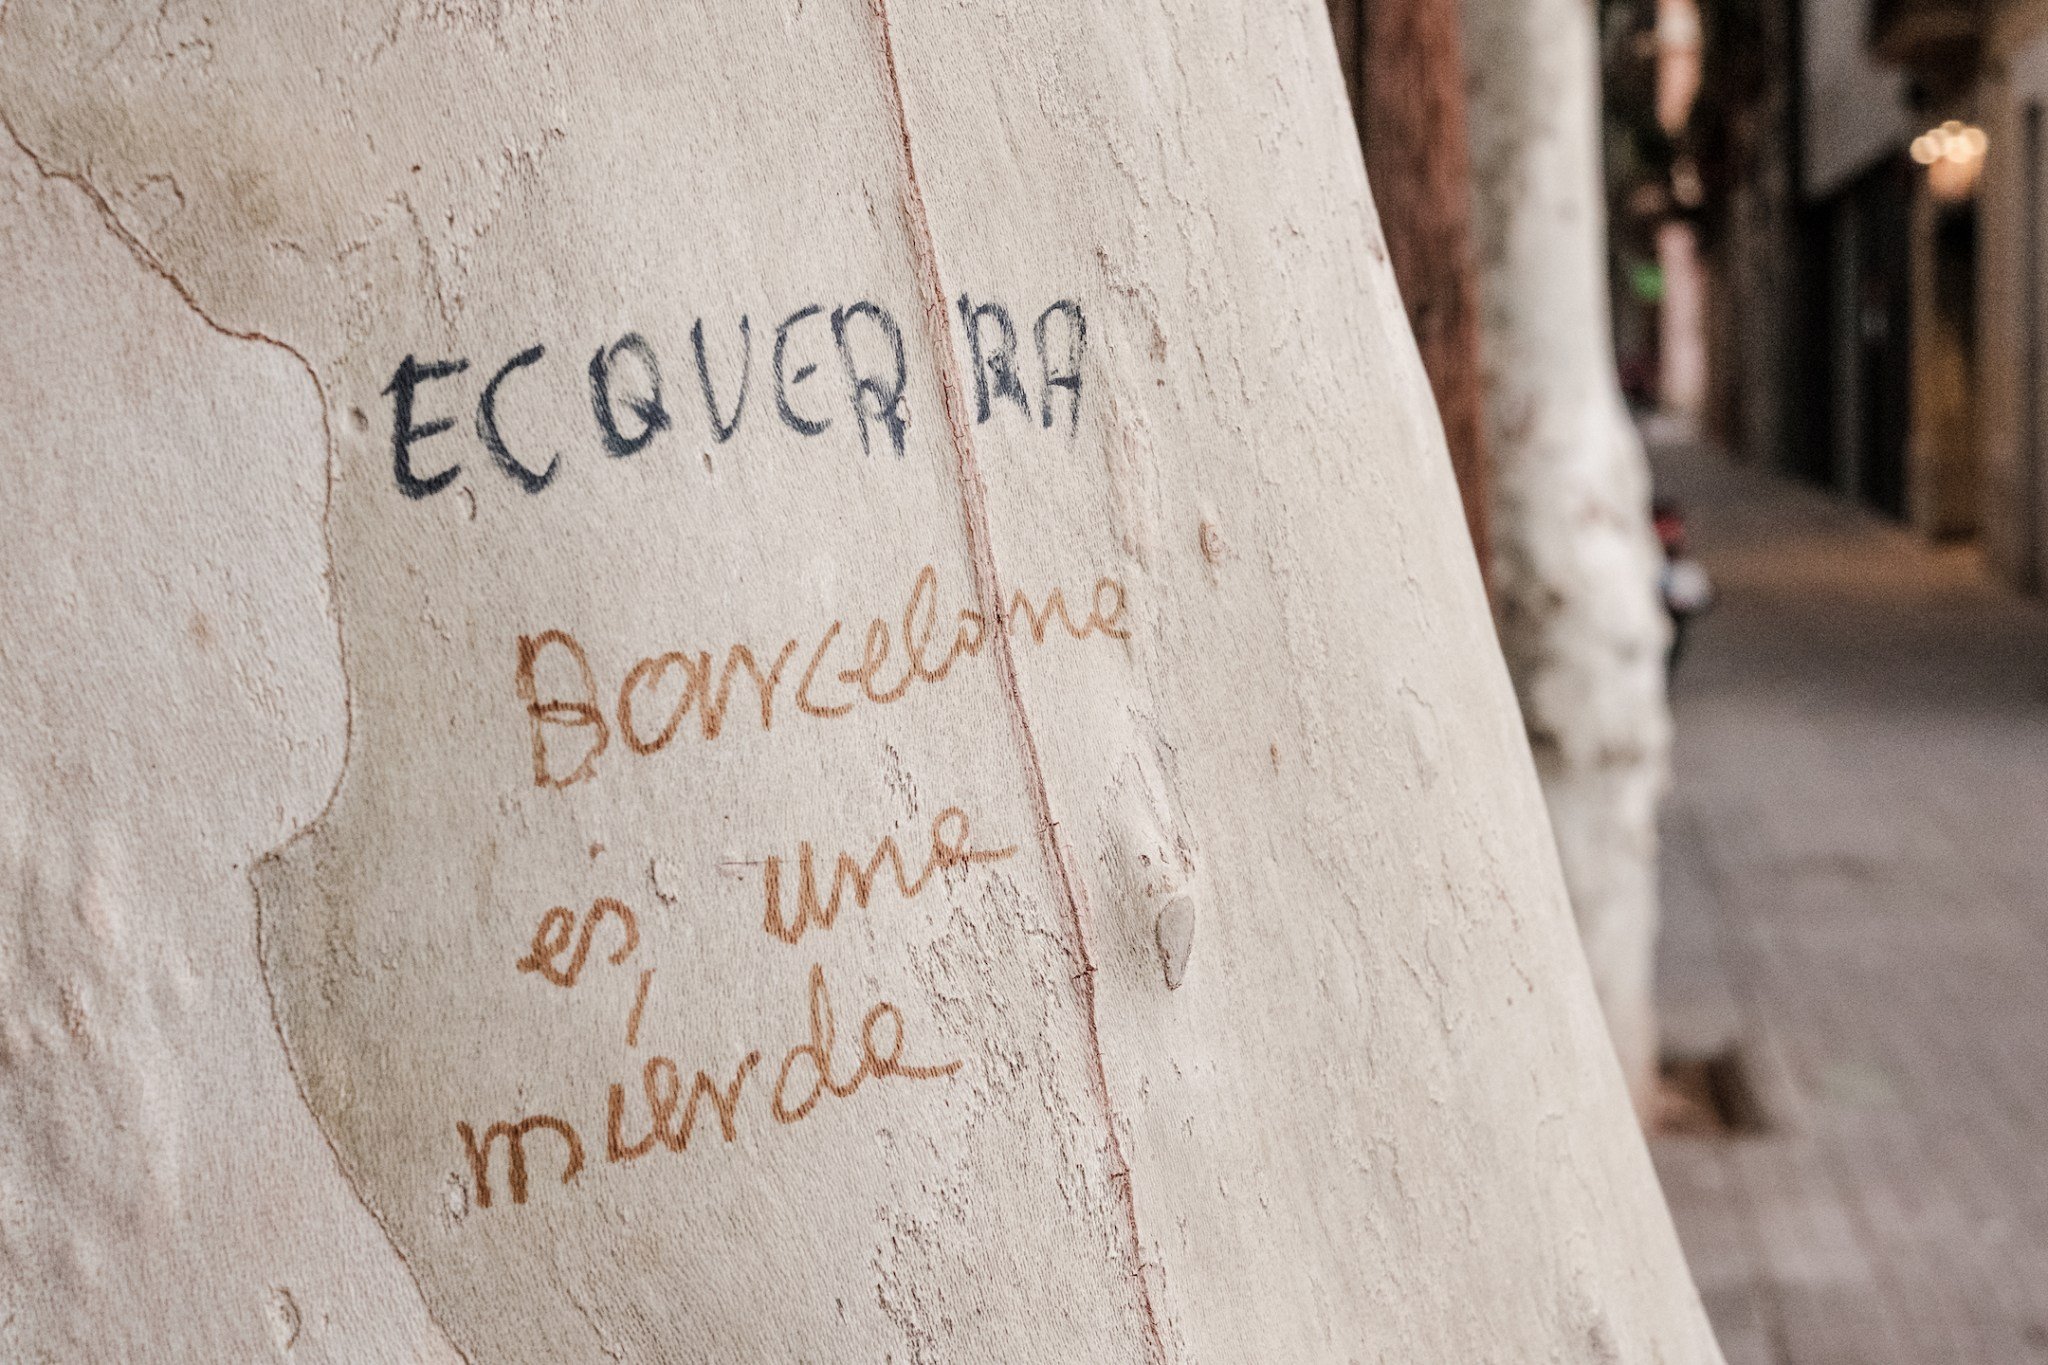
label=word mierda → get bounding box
[381,295,1086,499]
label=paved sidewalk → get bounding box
[1646,442,2048,1364]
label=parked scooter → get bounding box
[1653,500,1713,679]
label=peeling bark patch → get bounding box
[268,1286,302,1351]
[1153,896,1194,990]
[0,116,457,1361]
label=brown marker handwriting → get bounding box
[771,962,962,1123]
[516,897,639,986]
[607,1051,761,1162]
[624,967,655,1047]
[762,806,1015,945]
[517,563,1129,788]
[458,962,959,1209]
[457,1115,585,1209]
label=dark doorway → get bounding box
[1854,159,1915,520]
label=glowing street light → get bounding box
[1912,121,1989,201]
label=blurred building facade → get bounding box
[1805,0,1917,523]
[1632,0,2048,595]
[1944,0,2048,589]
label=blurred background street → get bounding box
[1324,0,2048,1342]
[1647,431,2048,1363]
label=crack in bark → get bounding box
[865,4,1170,1361]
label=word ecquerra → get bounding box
[381,296,1086,498]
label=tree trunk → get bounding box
[1339,0,1494,569]
[0,2,1714,1359]
[1461,0,1676,1110]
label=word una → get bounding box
[382,296,1085,498]
[763,806,1016,945]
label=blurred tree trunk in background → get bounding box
[1460,0,1675,1111]
[1328,0,1493,569]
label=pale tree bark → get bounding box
[1461,0,1676,1110]
[0,2,1714,1360]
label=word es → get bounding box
[516,896,638,986]
[515,562,1129,789]
[763,806,1015,945]
[516,897,658,1047]
[382,296,1085,498]
[455,962,959,1209]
